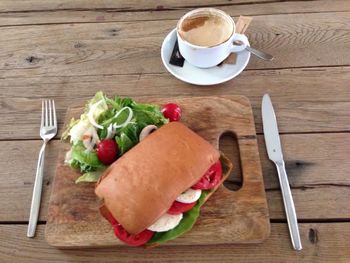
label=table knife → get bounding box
[262,94,302,251]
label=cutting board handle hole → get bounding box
[219,132,243,191]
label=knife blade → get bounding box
[262,95,283,162]
[262,94,302,251]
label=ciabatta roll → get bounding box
[95,122,220,235]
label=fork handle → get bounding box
[27,141,47,238]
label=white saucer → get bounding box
[161,29,251,86]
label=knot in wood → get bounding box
[308,228,319,244]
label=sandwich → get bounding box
[95,121,233,246]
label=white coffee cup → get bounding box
[176,8,249,68]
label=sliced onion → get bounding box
[105,123,116,139]
[139,125,158,141]
[104,107,133,139]
[87,100,105,129]
[113,107,133,129]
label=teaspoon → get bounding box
[234,40,274,61]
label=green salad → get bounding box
[63,91,168,183]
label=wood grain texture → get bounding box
[1,133,349,222]
[1,223,350,262]
[45,96,270,247]
[0,0,348,260]
[0,0,279,12]
[0,12,349,80]
[1,1,350,26]
[1,66,350,140]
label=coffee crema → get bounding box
[178,12,233,47]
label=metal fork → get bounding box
[27,100,57,238]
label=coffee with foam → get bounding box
[178,9,234,47]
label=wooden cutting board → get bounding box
[45,96,270,248]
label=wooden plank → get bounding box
[266,185,350,220]
[260,134,350,189]
[0,223,350,262]
[221,131,350,184]
[0,12,350,80]
[0,0,281,12]
[1,66,350,140]
[1,133,349,222]
[1,1,349,26]
[0,141,58,222]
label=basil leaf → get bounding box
[147,191,209,245]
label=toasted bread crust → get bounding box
[95,122,220,235]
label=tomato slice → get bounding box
[99,205,154,246]
[167,201,196,215]
[113,224,154,247]
[192,160,222,190]
[99,205,117,225]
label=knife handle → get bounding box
[275,161,302,250]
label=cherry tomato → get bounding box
[97,139,118,165]
[161,103,181,122]
[192,160,222,190]
[99,205,154,246]
[167,201,197,215]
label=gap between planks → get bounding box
[0,223,349,263]
[0,130,349,142]
[3,219,350,225]
[2,65,350,80]
[0,0,320,13]
[1,10,350,28]
[1,1,350,29]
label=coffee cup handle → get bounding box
[230,34,249,53]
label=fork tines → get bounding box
[42,99,57,128]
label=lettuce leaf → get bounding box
[75,171,102,183]
[116,132,135,155]
[132,103,168,127]
[85,91,107,113]
[147,191,209,245]
[62,118,79,141]
[105,96,134,110]
[115,123,143,155]
[69,141,106,173]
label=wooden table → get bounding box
[1,1,349,262]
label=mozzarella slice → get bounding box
[176,188,202,204]
[147,213,183,232]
